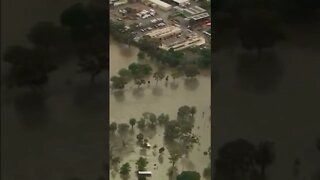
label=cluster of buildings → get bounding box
[146,26,205,51]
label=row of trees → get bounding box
[110,61,201,90]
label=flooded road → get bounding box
[109,40,211,179]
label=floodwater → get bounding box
[1,0,108,180]
[109,40,211,179]
[213,25,320,180]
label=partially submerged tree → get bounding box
[120,162,131,176]
[137,51,146,60]
[176,171,201,180]
[153,71,165,85]
[136,157,148,171]
[157,113,170,126]
[3,46,57,90]
[110,76,127,89]
[129,118,137,129]
[168,152,181,168]
[239,10,282,59]
[255,141,275,176]
[118,123,130,135]
[184,65,199,78]
[110,122,118,134]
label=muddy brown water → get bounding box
[109,40,212,179]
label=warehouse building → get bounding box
[160,35,206,51]
[172,0,190,7]
[146,26,182,40]
[145,0,172,11]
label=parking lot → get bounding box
[110,2,211,47]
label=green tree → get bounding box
[120,162,131,175]
[118,68,132,81]
[137,119,146,130]
[178,106,192,118]
[171,70,182,82]
[184,65,199,78]
[110,122,117,134]
[128,63,152,79]
[255,141,275,176]
[110,76,127,89]
[153,71,165,85]
[134,79,146,88]
[190,106,197,117]
[136,133,144,142]
[157,113,170,126]
[168,153,181,168]
[118,123,130,135]
[176,171,201,180]
[129,118,136,129]
[136,157,148,171]
[137,51,145,60]
[78,54,107,83]
[197,48,211,68]
[164,120,181,140]
[203,165,211,178]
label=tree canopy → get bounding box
[177,171,201,180]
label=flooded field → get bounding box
[109,40,211,179]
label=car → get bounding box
[140,29,145,32]
[154,25,158,28]
[147,27,152,30]
[117,18,122,21]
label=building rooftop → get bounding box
[146,26,182,39]
[172,0,189,4]
[148,0,172,8]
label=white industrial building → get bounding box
[146,26,182,40]
[146,0,172,11]
[172,0,190,6]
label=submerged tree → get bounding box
[171,70,182,82]
[136,133,144,143]
[110,122,118,134]
[118,68,132,81]
[239,10,283,59]
[255,141,275,176]
[214,139,256,179]
[137,51,146,60]
[129,118,136,129]
[120,162,131,176]
[118,123,130,135]
[137,119,146,130]
[190,106,197,117]
[176,171,201,180]
[153,71,165,85]
[3,46,57,89]
[168,152,181,168]
[184,65,199,78]
[136,157,148,171]
[157,113,170,126]
[110,76,127,89]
